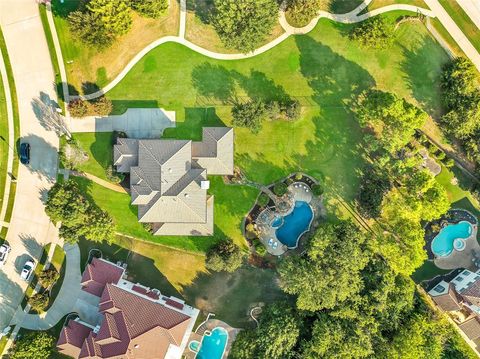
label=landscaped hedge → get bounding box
[273,182,288,196]
[312,183,324,196]
[257,192,270,207]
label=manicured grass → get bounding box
[438,0,480,53]
[71,174,257,252]
[0,73,8,218]
[364,0,429,12]
[72,132,114,181]
[77,236,285,326]
[39,4,65,112]
[412,260,451,283]
[185,0,284,54]
[51,0,180,94]
[108,15,449,207]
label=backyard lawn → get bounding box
[0,73,8,219]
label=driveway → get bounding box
[68,108,176,138]
[0,0,59,329]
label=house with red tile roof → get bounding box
[57,258,199,359]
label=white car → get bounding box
[0,244,11,267]
[20,260,35,281]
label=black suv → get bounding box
[19,142,30,165]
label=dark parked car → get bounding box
[19,142,30,164]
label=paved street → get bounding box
[0,0,59,329]
[457,0,480,30]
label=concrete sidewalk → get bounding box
[68,108,176,138]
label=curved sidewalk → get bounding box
[75,0,431,101]
[17,243,81,330]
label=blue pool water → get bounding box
[275,201,314,248]
[195,327,228,359]
[431,221,472,257]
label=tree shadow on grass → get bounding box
[185,0,214,24]
[163,107,225,140]
[400,33,450,119]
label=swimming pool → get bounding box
[275,201,314,248]
[190,327,228,359]
[431,221,473,257]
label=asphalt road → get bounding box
[0,0,59,329]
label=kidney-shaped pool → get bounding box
[275,201,314,248]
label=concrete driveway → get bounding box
[0,0,59,329]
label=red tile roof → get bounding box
[132,284,160,300]
[57,320,93,358]
[81,258,124,297]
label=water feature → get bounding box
[195,327,228,359]
[431,221,472,257]
[275,201,314,248]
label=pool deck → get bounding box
[434,223,480,270]
[184,318,240,359]
[257,182,324,256]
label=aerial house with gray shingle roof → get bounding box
[113,127,234,236]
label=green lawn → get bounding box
[73,132,114,181]
[438,0,480,53]
[0,72,8,221]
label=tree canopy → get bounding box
[130,0,168,18]
[87,0,132,36]
[349,17,394,49]
[211,0,279,53]
[285,0,325,26]
[278,221,370,311]
[9,332,55,359]
[205,238,245,272]
[356,89,428,154]
[46,180,115,243]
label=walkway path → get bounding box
[12,243,81,330]
[74,0,435,101]
[0,47,14,225]
[70,170,127,194]
[0,0,59,331]
[456,0,480,30]
[179,0,187,39]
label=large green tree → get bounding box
[356,89,428,154]
[130,0,168,18]
[231,99,268,133]
[230,302,300,359]
[46,180,116,243]
[286,0,325,26]
[205,238,245,272]
[278,221,370,311]
[211,0,279,53]
[87,0,132,36]
[349,17,394,49]
[68,10,114,48]
[9,332,55,359]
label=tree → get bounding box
[130,0,168,18]
[231,100,268,133]
[87,0,132,36]
[38,268,60,289]
[60,138,89,170]
[211,0,279,53]
[286,0,325,26]
[91,96,113,116]
[230,302,300,359]
[205,239,245,272]
[357,165,391,218]
[278,221,371,311]
[273,182,288,196]
[46,180,116,243]
[9,332,55,359]
[356,89,428,154]
[441,57,480,111]
[28,293,49,312]
[68,98,90,117]
[68,10,113,48]
[349,17,394,49]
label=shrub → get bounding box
[91,96,113,116]
[312,183,324,196]
[295,173,303,181]
[38,268,60,289]
[9,332,55,359]
[283,99,301,120]
[444,158,455,168]
[206,239,245,272]
[273,182,288,196]
[106,165,124,184]
[257,192,270,207]
[68,99,89,117]
[28,293,49,312]
[130,0,168,18]
[253,239,267,256]
[349,17,394,49]
[436,151,446,160]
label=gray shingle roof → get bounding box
[113,127,233,236]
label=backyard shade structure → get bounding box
[57,258,199,359]
[113,127,234,236]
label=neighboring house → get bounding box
[113,127,234,236]
[57,258,199,359]
[428,268,480,349]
